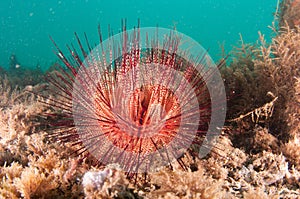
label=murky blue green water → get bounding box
[0,0,278,70]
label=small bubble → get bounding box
[29,12,34,17]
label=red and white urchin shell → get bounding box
[47,25,227,174]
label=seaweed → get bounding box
[279,0,300,28]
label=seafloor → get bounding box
[0,1,300,198]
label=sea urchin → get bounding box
[45,22,226,174]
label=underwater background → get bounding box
[1,1,300,198]
[1,0,277,70]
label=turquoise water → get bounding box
[0,0,278,70]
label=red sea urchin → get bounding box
[45,22,227,174]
